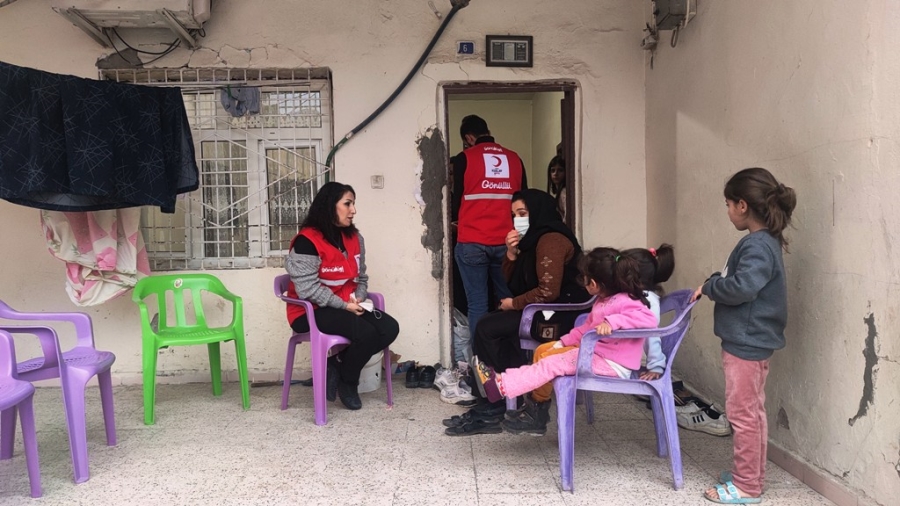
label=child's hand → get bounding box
[639,370,661,381]
[689,286,703,303]
[552,341,564,349]
[595,321,612,335]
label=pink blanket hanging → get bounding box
[41,208,151,306]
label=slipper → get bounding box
[704,481,761,504]
[443,418,503,436]
[720,471,733,484]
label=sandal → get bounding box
[704,481,761,504]
[443,418,503,436]
[442,410,503,428]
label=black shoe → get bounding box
[417,366,436,388]
[326,357,339,402]
[470,399,506,416]
[338,380,362,410]
[405,366,420,388]
[502,400,551,436]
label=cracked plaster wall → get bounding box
[646,1,900,504]
[0,0,646,378]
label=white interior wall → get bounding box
[531,91,564,193]
[646,1,898,504]
[447,98,535,182]
[0,0,647,384]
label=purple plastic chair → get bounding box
[553,289,696,492]
[505,296,597,411]
[273,274,393,425]
[0,329,41,498]
[0,301,116,484]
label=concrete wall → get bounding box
[0,0,646,382]
[646,1,899,504]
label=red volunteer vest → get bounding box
[457,142,524,244]
[285,227,361,324]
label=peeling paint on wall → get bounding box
[848,309,878,426]
[776,407,790,430]
[416,126,446,279]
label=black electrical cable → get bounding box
[324,0,470,168]
[141,39,182,65]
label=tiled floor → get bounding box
[0,379,837,505]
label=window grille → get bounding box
[101,68,333,270]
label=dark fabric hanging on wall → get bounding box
[0,61,199,213]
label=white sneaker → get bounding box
[676,403,732,436]
[433,366,458,391]
[440,379,477,405]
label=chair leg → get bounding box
[311,340,329,426]
[660,395,684,490]
[649,394,668,457]
[583,391,595,424]
[506,397,517,412]
[61,375,90,484]
[143,343,159,425]
[0,406,18,460]
[97,370,117,446]
[382,346,393,406]
[17,398,41,498]
[282,338,299,410]
[553,377,577,492]
[208,342,223,397]
[234,338,251,410]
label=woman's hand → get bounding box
[595,321,612,335]
[345,302,365,316]
[505,229,520,260]
[689,285,704,303]
[498,298,515,311]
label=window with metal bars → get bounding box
[101,68,333,270]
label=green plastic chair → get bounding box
[132,274,250,425]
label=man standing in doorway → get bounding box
[451,115,527,363]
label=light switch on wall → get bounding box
[371,175,384,189]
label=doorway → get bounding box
[443,82,578,362]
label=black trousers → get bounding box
[472,309,526,373]
[291,308,399,385]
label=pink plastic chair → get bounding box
[553,289,696,492]
[0,329,41,498]
[273,274,393,425]
[505,296,597,411]
[0,300,116,484]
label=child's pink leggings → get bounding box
[499,347,618,399]
[723,350,770,498]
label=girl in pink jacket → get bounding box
[474,247,659,403]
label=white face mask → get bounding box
[513,216,530,237]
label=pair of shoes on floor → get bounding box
[405,364,436,389]
[676,401,732,436]
[439,378,477,406]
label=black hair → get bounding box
[546,155,566,197]
[619,244,675,295]
[300,181,358,241]
[724,167,797,251]
[459,115,490,140]
[578,247,648,306]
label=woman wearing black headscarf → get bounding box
[445,189,589,436]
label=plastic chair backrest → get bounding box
[133,273,232,331]
[0,329,17,379]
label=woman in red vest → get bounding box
[285,182,399,410]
